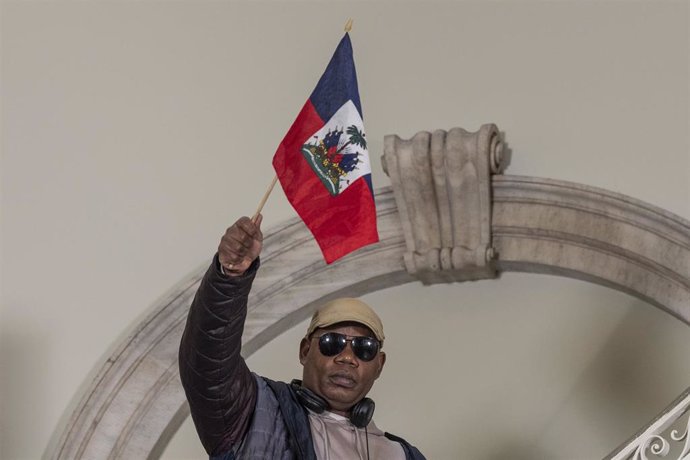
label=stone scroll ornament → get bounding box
[383,124,506,284]
[272,31,378,264]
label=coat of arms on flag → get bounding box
[272,32,378,264]
[301,101,369,196]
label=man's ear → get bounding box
[299,337,310,365]
[375,351,386,379]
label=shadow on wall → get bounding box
[534,298,690,458]
[486,444,551,460]
[0,313,53,458]
[429,296,690,460]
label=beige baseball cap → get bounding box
[306,298,385,343]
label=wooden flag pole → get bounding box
[252,19,354,222]
[253,174,278,221]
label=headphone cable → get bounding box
[365,425,370,460]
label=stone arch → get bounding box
[50,127,690,460]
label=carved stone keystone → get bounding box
[382,124,506,283]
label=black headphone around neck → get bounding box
[290,379,375,428]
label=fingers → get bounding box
[236,215,263,243]
[218,215,263,275]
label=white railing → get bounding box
[607,388,690,460]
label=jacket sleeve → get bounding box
[178,254,260,456]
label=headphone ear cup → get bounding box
[290,379,375,427]
[291,379,328,414]
[349,397,375,428]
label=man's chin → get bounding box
[322,386,360,411]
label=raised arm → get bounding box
[178,215,263,456]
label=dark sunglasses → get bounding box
[312,332,381,362]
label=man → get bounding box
[180,215,424,460]
[179,216,425,459]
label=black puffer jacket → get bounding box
[178,255,260,456]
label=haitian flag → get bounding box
[272,33,378,264]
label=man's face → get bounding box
[299,322,386,416]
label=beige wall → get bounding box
[1,1,688,459]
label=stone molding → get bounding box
[50,128,690,459]
[382,125,505,283]
[492,175,689,322]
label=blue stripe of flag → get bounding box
[309,33,363,122]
